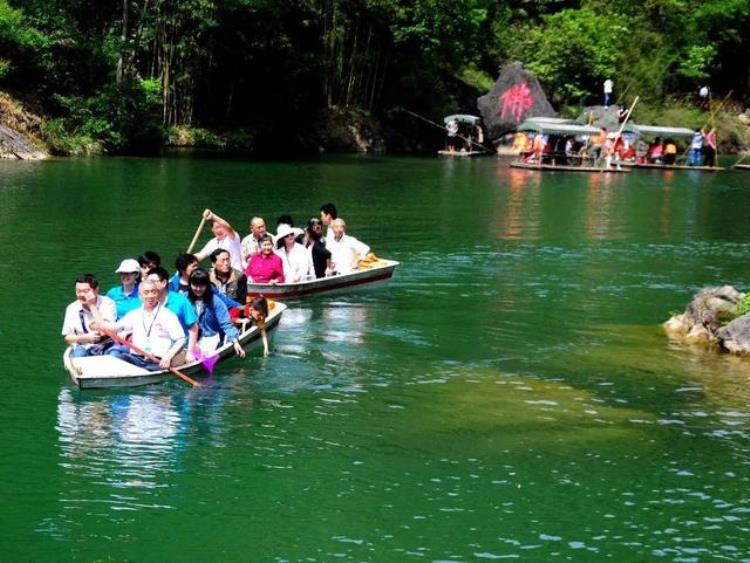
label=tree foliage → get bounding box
[1,0,748,152]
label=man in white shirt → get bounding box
[241,216,268,264]
[62,274,117,357]
[194,209,244,271]
[320,203,337,241]
[603,78,614,108]
[326,218,370,275]
[106,280,186,370]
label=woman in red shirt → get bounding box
[246,235,285,284]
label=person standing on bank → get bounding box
[63,274,117,357]
[603,78,614,108]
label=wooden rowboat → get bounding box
[510,162,631,174]
[621,162,724,171]
[63,301,287,389]
[437,150,485,157]
[247,258,399,299]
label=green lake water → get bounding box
[2,155,750,560]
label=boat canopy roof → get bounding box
[517,118,600,136]
[443,114,480,125]
[623,123,696,138]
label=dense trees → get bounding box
[0,0,747,153]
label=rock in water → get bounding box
[717,314,750,354]
[476,61,555,141]
[663,286,744,346]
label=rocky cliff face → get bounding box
[0,92,47,160]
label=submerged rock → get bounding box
[663,285,745,347]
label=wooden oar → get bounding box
[99,327,201,387]
[402,109,493,154]
[677,90,733,164]
[731,152,749,169]
[601,96,639,171]
[186,215,207,254]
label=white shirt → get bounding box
[275,243,314,282]
[326,233,370,274]
[603,79,614,94]
[116,305,184,357]
[62,296,117,348]
[240,234,263,264]
[198,232,243,271]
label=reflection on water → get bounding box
[56,389,188,491]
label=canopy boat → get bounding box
[63,301,287,389]
[247,258,399,299]
[439,114,485,157]
[510,118,631,173]
[621,123,724,171]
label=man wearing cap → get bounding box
[195,209,244,271]
[106,259,142,319]
[326,218,370,275]
[63,274,117,357]
[241,216,268,264]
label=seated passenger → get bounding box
[209,248,247,305]
[145,266,199,341]
[106,280,186,371]
[247,296,270,357]
[326,218,370,275]
[275,214,305,245]
[305,218,333,279]
[185,269,245,360]
[663,138,677,165]
[240,216,268,264]
[194,209,244,271]
[106,259,141,319]
[63,274,117,357]
[275,224,314,282]
[137,250,161,280]
[246,234,285,284]
[648,137,664,163]
[169,253,199,294]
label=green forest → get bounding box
[1,0,748,154]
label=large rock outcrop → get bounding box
[663,285,745,348]
[0,92,47,160]
[477,62,555,141]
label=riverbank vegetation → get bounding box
[1,0,748,155]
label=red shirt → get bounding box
[246,253,285,283]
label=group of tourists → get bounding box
[62,202,372,371]
[642,128,717,167]
[513,127,633,169]
[444,119,484,153]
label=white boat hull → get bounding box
[64,302,286,389]
[247,259,399,298]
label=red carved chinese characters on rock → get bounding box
[498,83,535,123]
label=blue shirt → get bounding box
[105,284,140,319]
[195,297,239,343]
[169,274,241,309]
[164,290,198,336]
